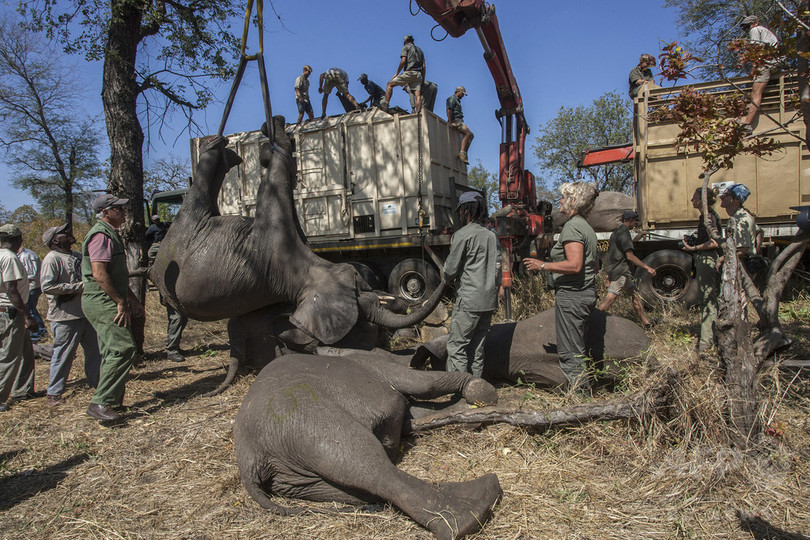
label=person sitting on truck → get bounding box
[739,15,780,135]
[628,54,659,99]
[523,182,599,393]
[295,65,315,124]
[317,67,360,119]
[596,210,656,329]
[447,86,473,165]
[680,188,723,354]
[380,35,425,114]
[442,191,500,379]
[358,73,385,109]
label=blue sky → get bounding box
[1,0,682,211]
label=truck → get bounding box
[152,109,473,302]
[579,74,808,305]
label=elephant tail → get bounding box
[200,355,240,397]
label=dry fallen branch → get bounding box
[407,369,677,433]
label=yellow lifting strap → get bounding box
[218,0,274,140]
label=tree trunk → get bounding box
[101,0,147,353]
[102,0,145,241]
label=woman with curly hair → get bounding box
[524,182,599,391]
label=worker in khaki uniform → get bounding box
[0,224,38,411]
[442,191,500,378]
[82,195,144,422]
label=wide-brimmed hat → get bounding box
[42,223,71,247]
[741,15,758,26]
[92,194,129,213]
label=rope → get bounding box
[218,0,274,141]
[416,108,426,233]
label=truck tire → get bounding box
[388,259,441,302]
[348,262,384,291]
[635,249,700,308]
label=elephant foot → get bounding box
[422,473,502,540]
[462,378,498,407]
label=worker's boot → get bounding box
[458,151,469,164]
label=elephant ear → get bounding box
[290,265,359,345]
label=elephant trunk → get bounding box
[364,280,447,328]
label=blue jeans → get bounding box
[47,319,101,396]
[27,288,47,340]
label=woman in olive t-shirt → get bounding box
[523,182,598,391]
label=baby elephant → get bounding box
[234,351,502,540]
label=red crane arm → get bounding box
[415,0,534,209]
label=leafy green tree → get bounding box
[20,0,241,241]
[0,20,104,228]
[466,161,499,213]
[533,92,633,194]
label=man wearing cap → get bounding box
[0,224,38,412]
[628,54,659,99]
[739,15,780,134]
[295,65,315,124]
[597,210,656,328]
[82,194,144,422]
[318,67,360,118]
[16,238,47,342]
[442,191,500,378]
[719,183,757,260]
[447,86,474,164]
[358,73,385,109]
[381,35,426,113]
[145,215,169,260]
[40,224,101,406]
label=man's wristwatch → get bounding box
[541,262,546,271]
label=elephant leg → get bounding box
[281,412,500,540]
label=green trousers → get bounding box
[446,309,493,378]
[81,290,136,407]
[166,303,188,353]
[694,251,719,352]
[555,287,596,390]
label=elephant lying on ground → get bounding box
[234,351,502,540]
[411,309,651,387]
[149,116,444,353]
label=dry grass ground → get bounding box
[1,277,809,539]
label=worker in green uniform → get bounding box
[82,194,144,422]
[443,191,500,378]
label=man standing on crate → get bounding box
[380,35,426,114]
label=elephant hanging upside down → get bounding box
[234,350,501,540]
[148,116,446,391]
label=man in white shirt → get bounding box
[0,224,38,411]
[740,15,780,133]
